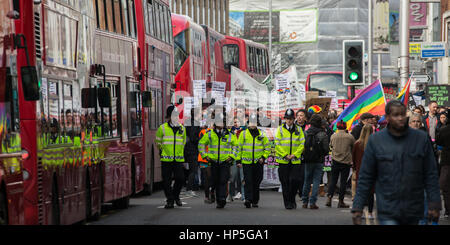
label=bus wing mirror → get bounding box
[177,96,183,105]
[81,88,97,108]
[21,66,40,101]
[97,87,111,108]
[142,91,152,108]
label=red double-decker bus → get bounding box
[305,71,351,108]
[137,0,174,193]
[0,0,28,225]
[223,36,270,82]
[202,25,228,95]
[171,14,207,98]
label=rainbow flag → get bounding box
[333,80,386,131]
[397,75,412,106]
[378,75,412,123]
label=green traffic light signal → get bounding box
[349,72,359,81]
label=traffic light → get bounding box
[343,40,364,86]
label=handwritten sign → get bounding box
[426,85,450,107]
[305,97,332,118]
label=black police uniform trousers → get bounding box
[243,163,264,204]
[211,161,231,204]
[278,161,302,208]
[162,161,185,203]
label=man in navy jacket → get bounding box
[352,100,441,225]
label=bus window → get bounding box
[128,0,137,38]
[308,73,347,99]
[47,80,61,144]
[160,4,167,43]
[94,0,107,30]
[148,44,154,78]
[174,30,188,74]
[209,36,216,66]
[105,0,114,32]
[143,0,149,34]
[149,89,157,129]
[63,83,74,143]
[154,2,161,40]
[113,0,123,34]
[128,82,142,137]
[166,6,173,45]
[147,0,154,37]
[121,0,129,35]
[222,44,239,71]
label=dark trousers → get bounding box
[187,160,199,191]
[162,162,185,202]
[440,165,450,215]
[327,160,351,201]
[278,163,302,208]
[201,167,213,198]
[297,163,305,198]
[211,162,231,203]
[243,163,264,204]
[367,193,375,213]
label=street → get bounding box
[87,188,450,225]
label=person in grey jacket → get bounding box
[352,100,441,225]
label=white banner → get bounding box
[193,80,206,98]
[279,9,318,43]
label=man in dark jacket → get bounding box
[301,114,329,209]
[436,118,450,219]
[184,109,202,194]
[351,112,375,140]
[352,100,441,225]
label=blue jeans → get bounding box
[230,162,245,199]
[302,163,323,205]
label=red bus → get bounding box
[305,71,351,108]
[1,0,156,225]
[0,0,29,225]
[202,25,228,97]
[137,0,174,193]
[171,14,207,99]
[223,36,270,82]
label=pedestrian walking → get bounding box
[436,112,450,219]
[198,126,214,203]
[423,101,439,141]
[237,114,271,208]
[326,120,355,208]
[295,108,309,200]
[351,113,374,140]
[155,105,187,209]
[301,114,329,209]
[352,100,441,225]
[198,108,239,209]
[184,110,202,196]
[352,124,374,219]
[228,118,245,202]
[275,108,305,210]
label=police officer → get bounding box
[198,108,239,209]
[275,108,305,209]
[237,113,270,208]
[155,105,187,209]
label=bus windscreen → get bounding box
[309,73,348,100]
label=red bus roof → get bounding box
[308,71,343,76]
[171,14,205,37]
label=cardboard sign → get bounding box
[426,85,450,107]
[305,91,319,102]
[305,97,332,118]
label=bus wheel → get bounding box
[0,187,8,225]
[52,178,60,225]
[112,196,130,209]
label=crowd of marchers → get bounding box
[154,100,450,225]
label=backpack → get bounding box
[303,130,325,163]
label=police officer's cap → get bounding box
[284,108,295,119]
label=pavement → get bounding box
[87,188,450,225]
